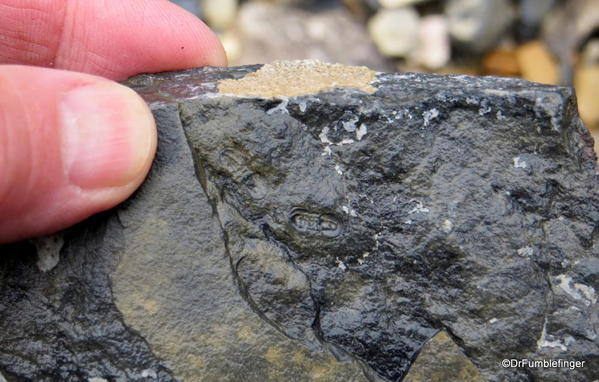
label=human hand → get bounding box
[0,0,226,244]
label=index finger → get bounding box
[0,0,227,80]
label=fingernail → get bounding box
[60,82,156,189]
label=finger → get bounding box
[0,0,227,81]
[0,65,157,244]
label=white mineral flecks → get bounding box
[466,96,479,105]
[88,378,109,382]
[556,274,597,307]
[423,108,439,127]
[478,100,492,115]
[298,100,307,113]
[266,97,289,115]
[141,369,158,379]
[342,205,358,217]
[357,252,370,265]
[408,200,430,214]
[536,318,573,352]
[534,93,563,132]
[517,246,534,257]
[513,156,528,169]
[342,116,359,132]
[32,233,64,273]
[319,126,333,145]
[356,123,368,141]
[336,257,347,271]
[337,139,355,146]
[442,219,453,233]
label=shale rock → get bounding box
[1,60,599,382]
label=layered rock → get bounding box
[1,61,598,382]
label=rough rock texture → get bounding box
[403,331,484,382]
[1,61,599,382]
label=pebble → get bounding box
[379,0,429,8]
[518,0,556,39]
[516,40,559,85]
[483,48,519,77]
[219,31,242,63]
[368,7,420,58]
[236,2,393,71]
[582,39,599,65]
[575,63,599,130]
[415,15,450,70]
[446,0,515,53]
[574,0,599,46]
[200,0,238,31]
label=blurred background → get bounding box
[169,0,599,150]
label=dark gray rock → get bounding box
[518,0,556,40]
[1,61,599,382]
[168,0,201,17]
[446,0,515,53]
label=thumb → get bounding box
[0,65,156,244]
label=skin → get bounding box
[0,0,227,244]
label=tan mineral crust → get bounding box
[217,59,377,97]
[403,331,485,382]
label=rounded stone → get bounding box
[200,0,238,31]
[368,7,420,57]
[446,0,515,53]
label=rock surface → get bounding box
[1,61,599,382]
